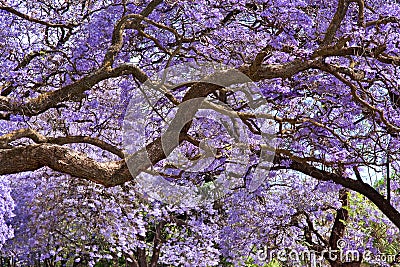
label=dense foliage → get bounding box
[0,0,400,266]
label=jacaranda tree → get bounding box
[0,0,400,266]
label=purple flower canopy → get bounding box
[0,0,400,266]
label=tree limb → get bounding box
[0,64,147,117]
[0,5,76,29]
[0,128,124,158]
[287,157,400,229]
[0,143,124,187]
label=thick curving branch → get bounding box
[0,143,124,187]
[0,0,160,119]
[0,128,124,158]
[286,158,400,229]
[103,0,163,67]
[0,64,147,117]
[322,0,350,46]
[0,5,76,29]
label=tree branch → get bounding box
[322,0,350,45]
[0,5,76,29]
[0,143,124,187]
[0,128,124,158]
[0,64,147,117]
[103,0,163,67]
[150,221,166,267]
[287,158,400,229]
